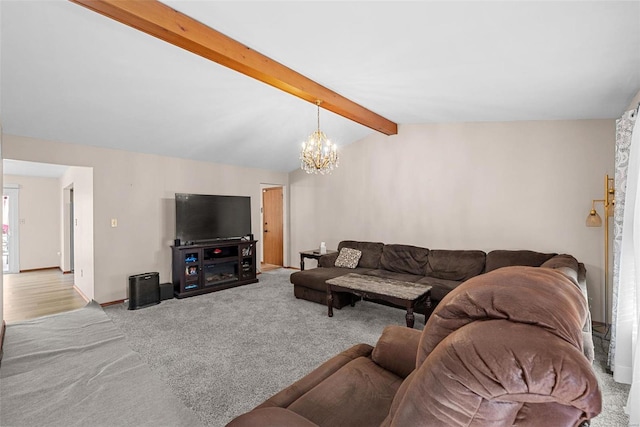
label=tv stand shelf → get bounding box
[171,240,258,298]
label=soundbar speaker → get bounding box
[128,272,160,310]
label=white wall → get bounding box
[290,119,615,323]
[3,134,288,303]
[3,175,60,271]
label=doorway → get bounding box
[262,186,283,267]
[3,186,20,273]
[69,188,74,272]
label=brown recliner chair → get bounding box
[228,266,602,427]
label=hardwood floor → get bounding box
[260,263,282,272]
[2,269,87,324]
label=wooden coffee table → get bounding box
[326,273,432,328]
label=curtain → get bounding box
[610,109,637,368]
[610,106,639,424]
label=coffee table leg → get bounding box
[425,293,432,324]
[327,287,334,317]
[406,306,415,328]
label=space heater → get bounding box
[128,272,160,310]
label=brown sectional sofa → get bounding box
[230,266,601,426]
[290,239,594,361]
[291,240,578,309]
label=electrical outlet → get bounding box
[111,218,118,227]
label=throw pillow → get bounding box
[335,248,362,269]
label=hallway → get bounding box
[3,269,86,324]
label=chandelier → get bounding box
[300,100,339,174]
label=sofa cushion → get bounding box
[372,326,421,379]
[227,407,319,427]
[338,241,384,269]
[485,250,556,272]
[362,269,424,283]
[416,276,463,302]
[318,252,339,268]
[380,244,429,276]
[541,256,580,287]
[425,250,486,281]
[290,267,374,293]
[540,254,579,271]
[256,343,374,410]
[287,357,403,427]
[334,248,362,269]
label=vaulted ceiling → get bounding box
[1,1,639,172]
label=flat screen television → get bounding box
[175,193,251,244]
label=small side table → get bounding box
[300,249,337,270]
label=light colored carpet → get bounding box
[103,268,629,427]
[0,301,202,427]
[591,334,631,427]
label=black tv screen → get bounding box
[175,193,251,244]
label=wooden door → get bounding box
[262,187,283,266]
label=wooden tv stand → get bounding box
[171,240,258,298]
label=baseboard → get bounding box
[592,321,609,335]
[592,321,609,330]
[101,299,125,307]
[19,266,59,273]
[73,285,90,303]
[0,320,6,363]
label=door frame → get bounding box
[3,185,20,274]
[62,185,75,273]
[259,183,288,268]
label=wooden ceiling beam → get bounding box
[69,0,398,135]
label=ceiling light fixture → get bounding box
[300,101,339,175]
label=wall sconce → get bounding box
[585,174,615,327]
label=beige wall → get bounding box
[290,119,615,323]
[60,166,94,300]
[0,118,619,321]
[3,135,289,303]
[3,175,60,271]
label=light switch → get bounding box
[111,218,118,227]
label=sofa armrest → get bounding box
[372,325,421,378]
[318,252,339,267]
[227,407,318,427]
[256,343,373,409]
